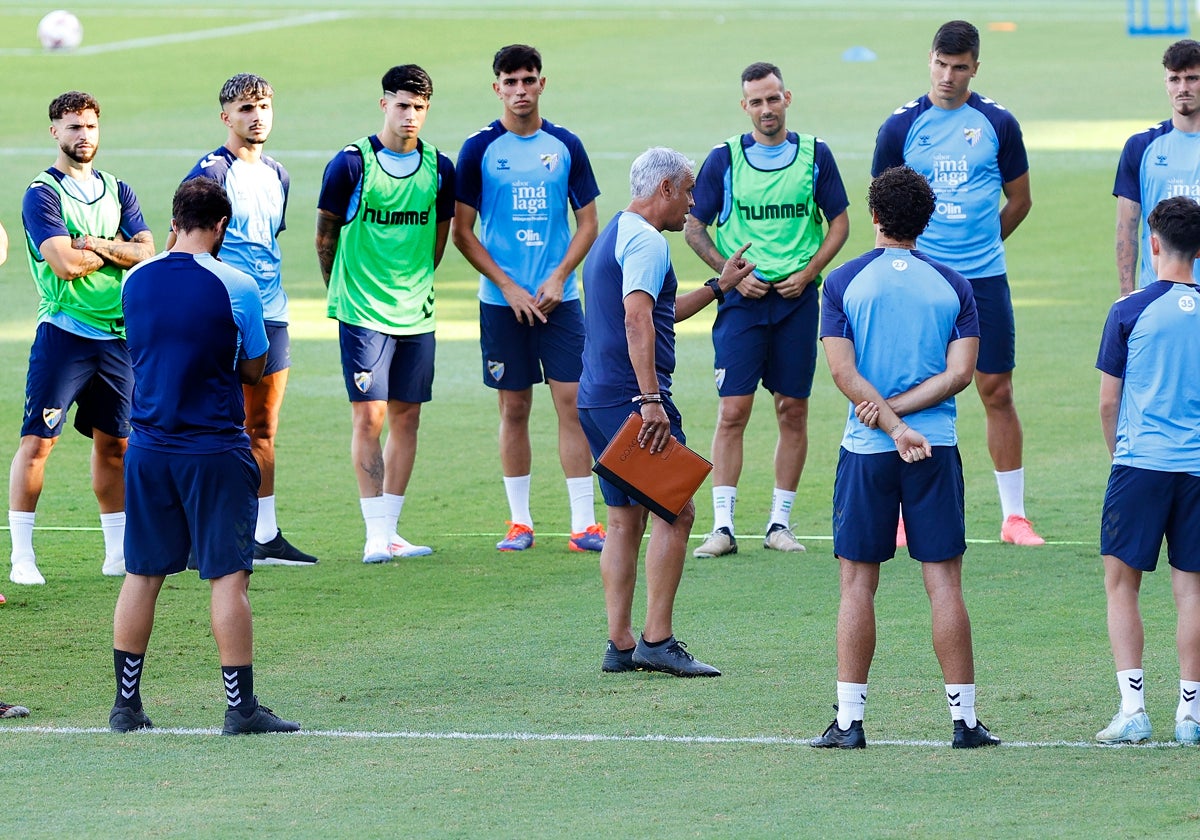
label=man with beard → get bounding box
[173,73,317,567]
[1115,39,1200,293]
[9,91,154,586]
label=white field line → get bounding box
[0,11,353,57]
[0,724,1182,749]
[0,528,1094,547]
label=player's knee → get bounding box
[716,400,752,431]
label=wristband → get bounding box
[632,393,664,405]
[704,277,725,305]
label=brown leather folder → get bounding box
[592,412,713,524]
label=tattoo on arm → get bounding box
[315,211,342,288]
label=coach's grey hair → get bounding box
[629,147,694,199]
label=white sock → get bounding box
[9,510,36,559]
[566,476,595,533]
[360,496,389,543]
[768,488,795,529]
[255,495,278,544]
[995,468,1026,520]
[946,683,977,728]
[100,512,125,561]
[1118,668,1146,715]
[503,475,532,528]
[383,493,404,536]
[1178,680,1200,722]
[712,485,737,533]
[836,681,867,729]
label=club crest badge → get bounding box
[540,153,559,172]
[42,407,62,430]
[963,127,982,147]
[715,368,726,390]
[488,360,505,381]
[353,371,373,393]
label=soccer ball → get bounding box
[37,10,83,51]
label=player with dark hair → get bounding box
[316,65,455,563]
[171,72,316,567]
[686,61,849,558]
[1114,39,1200,294]
[453,44,605,553]
[10,90,155,585]
[111,177,299,735]
[811,165,998,749]
[1095,196,1200,745]
[873,20,1041,548]
[579,147,754,678]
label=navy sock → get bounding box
[114,649,145,710]
[641,635,673,648]
[222,665,254,717]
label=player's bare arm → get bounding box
[451,200,545,324]
[684,217,768,300]
[314,209,343,288]
[624,290,671,454]
[1099,371,1123,458]
[823,335,932,462]
[534,200,598,314]
[1115,197,1141,296]
[999,171,1032,241]
[39,234,105,280]
[883,337,979,417]
[239,352,267,387]
[79,229,154,269]
[0,220,9,266]
[675,243,755,322]
[433,219,450,269]
[774,209,850,299]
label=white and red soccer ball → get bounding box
[37,10,84,51]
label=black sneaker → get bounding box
[222,699,300,735]
[602,640,637,673]
[810,717,866,749]
[953,719,1001,749]
[253,531,318,566]
[631,635,721,677]
[109,705,153,733]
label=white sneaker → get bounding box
[362,536,392,564]
[10,555,45,585]
[1095,708,1151,744]
[390,534,432,557]
[693,527,737,558]
[102,554,126,577]
[763,523,806,552]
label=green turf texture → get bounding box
[3,2,1200,837]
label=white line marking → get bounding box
[0,11,353,57]
[0,526,1092,546]
[0,725,1183,748]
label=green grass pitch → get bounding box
[3,1,1200,836]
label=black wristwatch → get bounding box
[705,277,725,305]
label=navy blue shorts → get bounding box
[480,300,584,390]
[967,274,1015,375]
[832,446,966,563]
[579,400,685,508]
[263,322,291,377]
[21,322,132,440]
[339,323,435,403]
[124,445,259,580]
[1101,465,1200,572]
[711,282,818,398]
